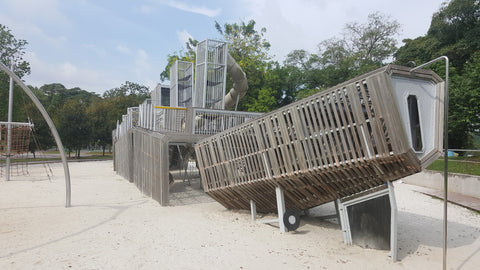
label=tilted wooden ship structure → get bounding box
[112,45,445,258]
[195,65,444,212]
[112,40,444,214]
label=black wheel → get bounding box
[283,210,300,231]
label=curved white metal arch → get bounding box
[0,61,71,207]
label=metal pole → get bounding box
[388,181,398,261]
[234,94,240,111]
[0,61,71,207]
[6,64,15,181]
[276,186,286,232]
[410,56,449,270]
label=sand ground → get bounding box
[0,160,479,269]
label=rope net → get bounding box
[0,123,32,177]
[0,124,31,154]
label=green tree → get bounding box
[249,87,277,112]
[283,50,325,98]
[102,81,150,133]
[449,51,480,148]
[0,24,31,123]
[247,61,296,111]
[393,35,440,68]
[160,38,197,82]
[105,95,141,122]
[285,12,401,100]
[103,81,150,101]
[395,0,480,149]
[22,87,55,157]
[54,99,90,158]
[39,83,100,113]
[395,0,480,71]
[345,12,401,71]
[88,99,115,156]
[215,20,273,111]
[0,24,30,78]
[266,62,300,107]
[428,0,480,70]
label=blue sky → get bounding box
[0,0,444,95]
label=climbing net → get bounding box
[0,122,33,177]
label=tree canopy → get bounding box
[1,0,478,155]
[0,24,30,78]
[282,12,401,99]
[395,0,480,149]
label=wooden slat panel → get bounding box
[194,65,440,212]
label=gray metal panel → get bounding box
[194,39,227,109]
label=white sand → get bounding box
[0,161,479,269]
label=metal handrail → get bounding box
[410,56,449,270]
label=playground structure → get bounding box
[112,40,446,260]
[113,39,262,205]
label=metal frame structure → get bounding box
[151,84,171,107]
[337,182,398,261]
[250,186,288,232]
[410,56,449,270]
[194,39,228,109]
[113,103,261,207]
[121,101,262,137]
[170,60,194,108]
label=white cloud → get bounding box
[130,49,156,91]
[240,0,444,61]
[23,51,114,94]
[0,0,70,52]
[144,79,157,92]
[134,49,151,77]
[83,43,107,58]
[165,0,221,17]
[239,0,345,60]
[176,30,194,48]
[29,26,68,48]
[137,49,148,62]
[60,62,78,78]
[116,45,132,54]
[1,0,69,25]
[136,4,155,14]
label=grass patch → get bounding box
[470,209,480,215]
[426,157,480,176]
[77,154,112,160]
[0,157,61,163]
[86,151,113,156]
[0,154,112,164]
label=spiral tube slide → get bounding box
[223,54,248,109]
